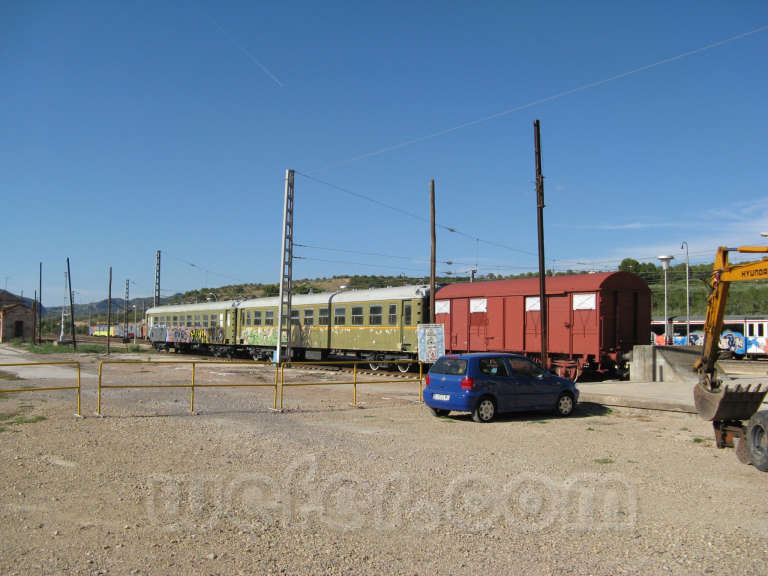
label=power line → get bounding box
[294,171,538,257]
[314,25,768,170]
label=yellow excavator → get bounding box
[694,246,768,470]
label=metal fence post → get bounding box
[97,361,103,414]
[273,363,279,410]
[353,362,358,405]
[191,362,196,413]
[280,364,285,410]
[76,362,81,416]
[418,362,423,403]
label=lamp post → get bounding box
[680,242,690,345]
[132,305,137,345]
[658,255,674,345]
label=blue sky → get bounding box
[2,1,767,305]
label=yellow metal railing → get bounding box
[279,360,424,410]
[0,361,81,416]
[97,360,279,415]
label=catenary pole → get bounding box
[38,262,42,343]
[534,120,548,369]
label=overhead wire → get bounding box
[313,25,768,170]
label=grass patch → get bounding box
[586,426,596,431]
[534,420,549,424]
[0,426,5,433]
[0,410,21,421]
[679,427,690,431]
[0,370,22,381]
[692,437,707,444]
[603,407,614,415]
[16,342,143,355]
[594,458,615,465]
[11,415,46,425]
[627,459,639,464]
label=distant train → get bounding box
[651,317,768,358]
[90,324,145,339]
[146,271,651,379]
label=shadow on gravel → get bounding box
[437,401,611,423]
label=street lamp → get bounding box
[658,255,674,345]
[681,242,690,345]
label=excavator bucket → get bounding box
[694,382,768,422]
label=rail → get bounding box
[279,360,424,410]
[0,361,81,416]
[97,360,278,415]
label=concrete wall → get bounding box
[630,345,701,383]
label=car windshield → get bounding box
[431,357,467,375]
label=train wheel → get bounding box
[368,362,380,371]
[397,363,411,373]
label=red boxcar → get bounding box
[434,272,650,379]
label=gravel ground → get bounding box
[1,345,768,575]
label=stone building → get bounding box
[0,290,35,342]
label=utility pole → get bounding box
[67,257,76,350]
[38,262,42,343]
[154,250,161,308]
[534,120,548,369]
[429,179,436,324]
[107,268,112,355]
[33,290,37,344]
[276,169,295,364]
[124,279,129,343]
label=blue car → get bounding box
[424,353,579,422]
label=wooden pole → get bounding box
[534,120,548,369]
[107,267,112,355]
[430,179,436,324]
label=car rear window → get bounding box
[431,357,467,375]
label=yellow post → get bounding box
[273,363,279,410]
[418,362,423,403]
[280,363,285,410]
[76,362,81,416]
[97,361,103,414]
[353,362,358,405]
[190,362,196,413]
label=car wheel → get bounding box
[747,411,768,471]
[428,407,450,417]
[555,392,575,416]
[472,397,496,423]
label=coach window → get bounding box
[265,310,274,326]
[369,305,382,325]
[351,306,364,325]
[291,310,300,326]
[304,309,314,326]
[404,305,412,325]
[172,315,178,324]
[388,304,398,325]
[319,308,329,326]
[210,315,217,327]
[247,311,253,326]
[254,311,262,326]
[195,315,200,325]
[334,307,346,325]
[187,315,192,327]
[203,314,209,327]
[760,324,765,338]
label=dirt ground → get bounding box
[1,345,768,575]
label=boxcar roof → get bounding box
[238,285,430,308]
[435,272,647,299]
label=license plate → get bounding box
[433,393,450,401]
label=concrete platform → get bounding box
[578,374,768,414]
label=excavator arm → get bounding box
[693,247,768,456]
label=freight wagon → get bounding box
[434,272,650,379]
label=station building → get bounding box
[0,290,35,342]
